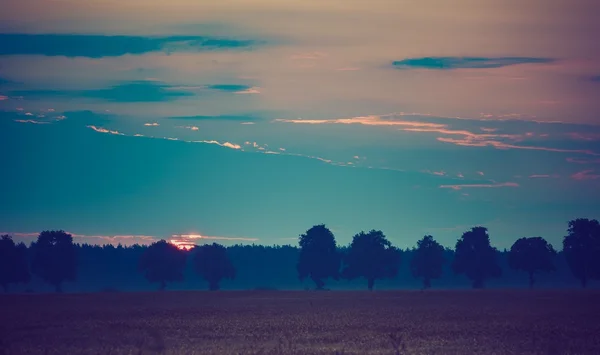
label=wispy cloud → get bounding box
[87,125,124,135]
[14,119,49,124]
[144,122,160,127]
[440,182,519,190]
[0,33,264,58]
[566,157,600,164]
[274,114,446,128]
[571,170,600,181]
[529,174,559,179]
[11,80,196,103]
[0,95,7,101]
[169,114,261,121]
[392,57,554,70]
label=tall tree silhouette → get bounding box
[509,237,556,288]
[342,230,401,290]
[297,224,341,290]
[193,243,236,290]
[452,227,501,289]
[0,235,31,292]
[138,240,187,290]
[562,218,600,288]
[31,230,77,292]
[410,235,445,289]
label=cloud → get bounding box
[566,157,600,164]
[529,174,559,178]
[14,119,49,124]
[0,34,264,58]
[87,125,124,135]
[440,182,519,190]
[274,114,446,128]
[234,86,261,94]
[169,114,261,121]
[566,132,600,141]
[590,75,600,82]
[336,67,360,71]
[0,95,8,101]
[144,122,160,126]
[392,57,554,70]
[435,136,600,156]
[291,52,327,60]
[402,126,600,156]
[86,123,241,150]
[205,84,252,92]
[11,80,196,102]
[571,170,600,181]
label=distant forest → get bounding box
[1,218,599,293]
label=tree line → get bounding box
[1,218,599,293]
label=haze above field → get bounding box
[1,0,599,249]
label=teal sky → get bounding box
[1,0,599,250]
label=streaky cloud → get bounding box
[206,84,252,92]
[392,57,554,70]
[571,170,600,181]
[11,80,196,102]
[566,157,600,164]
[440,182,519,190]
[0,33,264,58]
[169,114,261,121]
[274,114,446,128]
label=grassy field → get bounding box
[1,290,599,354]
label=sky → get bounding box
[1,0,599,250]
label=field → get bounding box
[1,290,600,354]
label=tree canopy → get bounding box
[562,218,600,288]
[342,230,401,290]
[509,237,556,287]
[138,240,187,290]
[31,230,77,292]
[193,243,236,290]
[452,227,501,289]
[297,224,341,289]
[0,235,30,292]
[410,235,445,289]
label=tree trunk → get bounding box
[528,271,535,288]
[367,278,375,291]
[209,279,220,291]
[423,278,431,290]
[312,276,325,290]
[158,280,166,291]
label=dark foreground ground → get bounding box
[1,290,599,354]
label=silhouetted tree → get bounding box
[342,230,401,290]
[562,218,600,288]
[509,237,556,288]
[138,240,187,290]
[31,230,77,292]
[0,235,31,292]
[193,243,235,290]
[297,224,341,289]
[410,235,445,289]
[452,227,501,288]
